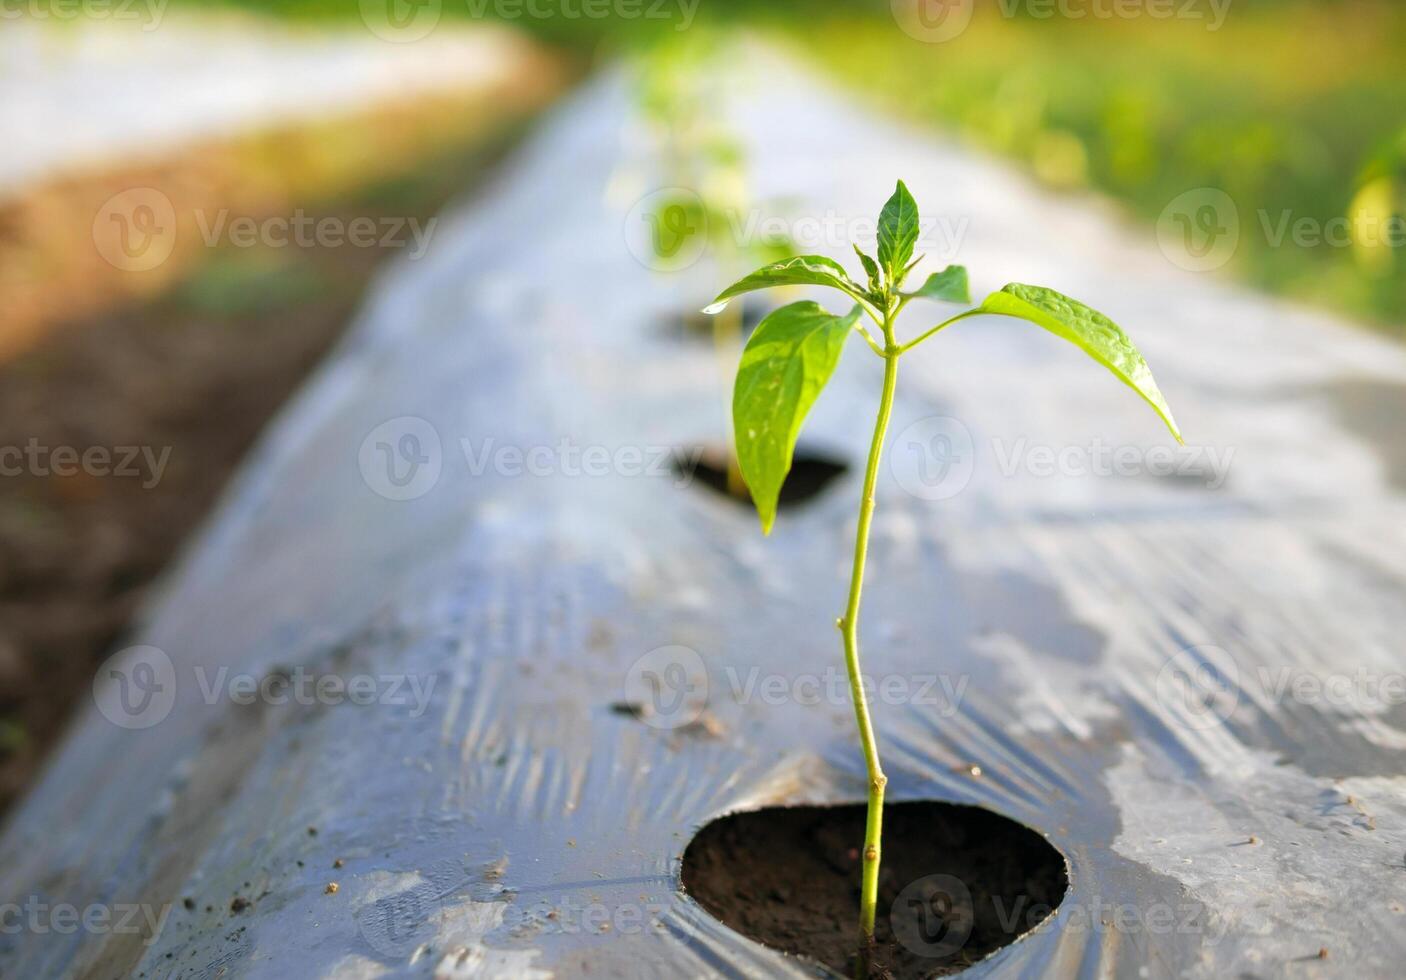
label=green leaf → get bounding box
[979,284,1182,442]
[703,255,862,314]
[904,265,970,304]
[852,244,881,290]
[900,254,925,283]
[733,301,861,533]
[877,180,919,284]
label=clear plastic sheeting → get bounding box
[4,48,1406,978]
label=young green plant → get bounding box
[705,180,1182,944]
[635,36,791,496]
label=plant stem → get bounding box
[895,308,981,355]
[840,316,900,942]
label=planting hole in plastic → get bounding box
[681,801,1068,977]
[679,445,848,511]
[666,297,769,344]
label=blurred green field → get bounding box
[175,0,1405,330]
[790,2,1406,331]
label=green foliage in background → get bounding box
[795,3,1406,330]
[172,0,1406,329]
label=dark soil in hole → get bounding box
[681,445,848,510]
[682,801,1068,978]
[666,297,769,343]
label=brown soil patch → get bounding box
[682,801,1067,978]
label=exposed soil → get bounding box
[681,801,1068,978]
[0,102,556,818]
[0,50,566,361]
[662,296,769,345]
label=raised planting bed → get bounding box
[4,49,1406,978]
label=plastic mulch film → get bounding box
[4,52,1406,978]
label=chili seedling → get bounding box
[705,179,1182,946]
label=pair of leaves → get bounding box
[709,181,1182,534]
